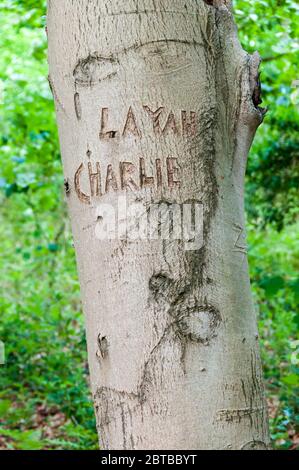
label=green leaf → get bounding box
[282,374,299,386]
[260,276,285,297]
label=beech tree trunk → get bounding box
[47,0,270,450]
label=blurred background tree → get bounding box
[0,0,298,450]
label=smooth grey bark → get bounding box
[47,0,270,450]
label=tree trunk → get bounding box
[47,0,270,450]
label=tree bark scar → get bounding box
[216,406,266,423]
[148,273,173,299]
[97,334,109,360]
[73,54,118,87]
[64,178,70,196]
[174,304,221,344]
[252,73,262,108]
[249,52,267,117]
[47,75,66,114]
[73,39,204,89]
[241,440,268,450]
[74,163,91,204]
[74,92,82,120]
[149,273,221,345]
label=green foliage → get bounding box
[0,0,298,450]
[0,0,97,450]
[248,223,299,448]
[235,0,299,228]
[234,1,299,449]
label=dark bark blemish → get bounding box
[252,72,262,107]
[73,54,118,87]
[249,52,267,117]
[64,178,70,195]
[74,92,82,120]
[252,72,267,117]
[97,334,109,360]
[149,273,174,298]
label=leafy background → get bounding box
[0,0,298,450]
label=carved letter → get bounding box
[122,106,141,138]
[105,164,118,193]
[74,163,90,204]
[181,110,196,137]
[143,105,164,136]
[120,162,139,192]
[167,157,181,189]
[139,157,155,189]
[88,162,102,197]
[100,108,118,139]
[156,159,162,190]
[163,111,179,136]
